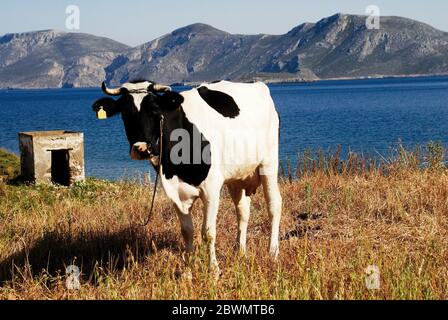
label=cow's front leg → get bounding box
[175,206,194,253]
[204,198,220,272]
[201,183,223,277]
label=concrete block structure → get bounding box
[18,131,85,186]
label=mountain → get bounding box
[282,14,448,79]
[1,14,448,88]
[0,30,129,88]
[106,23,318,85]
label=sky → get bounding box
[1,0,448,47]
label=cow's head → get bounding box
[92,80,184,161]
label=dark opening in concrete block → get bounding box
[18,131,85,186]
[51,149,71,186]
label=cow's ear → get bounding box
[92,97,122,118]
[158,92,184,111]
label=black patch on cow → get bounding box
[158,91,184,111]
[160,107,211,187]
[197,86,240,118]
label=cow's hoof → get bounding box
[269,247,279,261]
[234,244,247,257]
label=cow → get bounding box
[92,80,282,274]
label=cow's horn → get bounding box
[152,84,172,92]
[102,82,123,96]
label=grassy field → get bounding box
[0,149,20,182]
[0,146,447,299]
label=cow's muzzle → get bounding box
[131,142,160,166]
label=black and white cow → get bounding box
[92,80,282,273]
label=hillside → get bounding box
[0,30,129,88]
[1,14,448,88]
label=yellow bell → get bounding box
[97,107,107,120]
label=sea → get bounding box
[1,76,447,180]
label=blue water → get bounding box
[1,76,447,180]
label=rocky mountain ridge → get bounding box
[1,13,448,88]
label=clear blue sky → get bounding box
[1,0,447,47]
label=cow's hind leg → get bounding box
[228,184,251,255]
[260,169,282,259]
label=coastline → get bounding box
[1,73,448,90]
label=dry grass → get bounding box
[0,145,448,300]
